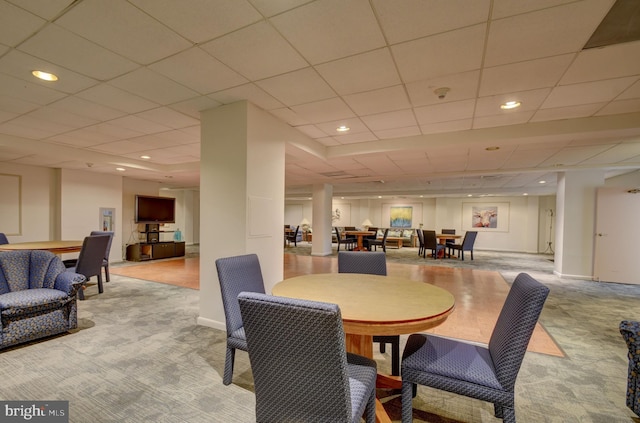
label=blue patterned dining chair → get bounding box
[620,320,640,417]
[215,253,265,385]
[238,292,377,423]
[338,251,400,376]
[401,273,549,423]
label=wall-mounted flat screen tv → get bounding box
[135,195,175,223]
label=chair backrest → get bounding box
[75,235,111,279]
[338,251,387,275]
[423,230,439,249]
[0,250,64,293]
[215,254,266,335]
[380,228,389,241]
[238,292,353,422]
[0,233,8,245]
[89,230,114,262]
[366,227,378,240]
[441,229,455,235]
[344,226,356,231]
[416,228,424,246]
[462,231,478,249]
[334,227,343,243]
[488,273,549,391]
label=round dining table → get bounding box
[272,273,455,423]
[343,230,376,251]
[0,240,83,255]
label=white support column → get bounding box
[554,170,604,279]
[311,184,333,256]
[198,101,288,330]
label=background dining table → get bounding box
[0,240,83,255]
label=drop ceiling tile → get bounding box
[169,96,222,119]
[531,103,605,122]
[473,110,535,129]
[406,71,480,107]
[480,54,574,97]
[344,86,411,116]
[149,47,247,95]
[109,68,200,105]
[294,125,328,139]
[618,79,640,100]
[270,0,385,64]
[541,77,637,109]
[76,84,158,114]
[208,83,284,111]
[539,145,612,166]
[475,88,550,116]
[361,109,417,131]
[596,98,640,116]
[289,97,355,124]
[269,107,309,126]
[315,48,400,96]
[561,41,640,85]
[108,115,172,135]
[419,119,473,134]
[56,0,191,65]
[26,106,99,128]
[0,95,40,115]
[392,24,486,83]
[0,109,18,123]
[374,126,421,140]
[0,73,66,106]
[18,24,138,80]
[132,0,262,43]
[491,0,584,19]
[256,67,335,106]
[0,1,45,46]
[485,1,613,67]
[135,107,199,130]
[89,139,151,155]
[201,21,308,81]
[49,96,126,122]
[414,99,475,125]
[0,116,72,138]
[334,131,378,144]
[49,129,117,147]
[373,0,490,44]
[580,143,640,165]
[499,150,554,169]
[249,0,311,17]
[0,50,98,94]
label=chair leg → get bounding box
[379,342,386,353]
[223,347,235,385]
[97,274,104,294]
[104,264,110,282]
[401,381,414,423]
[391,338,400,376]
[470,250,474,260]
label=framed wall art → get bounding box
[462,202,509,232]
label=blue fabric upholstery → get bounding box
[450,231,478,260]
[423,230,445,259]
[64,231,114,282]
[215,253,265,385]
[620,320,640,417]
[401,273,549,423]
[238,292,377,423]
[366,228,390,252]
[0,250,85,350]
[338,251,400,376]
[0,233,8,245]
[66,235,111,300]
[335,227,356,252]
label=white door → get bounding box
[593,187,640,284]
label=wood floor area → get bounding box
[110,254,563,357]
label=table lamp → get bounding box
[361,219,373,230]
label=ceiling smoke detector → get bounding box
[434,87,450,100]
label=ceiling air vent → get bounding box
[320,171,351,178]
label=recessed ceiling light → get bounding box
[500,100,521,110]
[485,146,500,151]
[32,70,58,81]
[336,125,350,132]
[140,155,151,159]
[116,167,125,172]
[377,196,382,199]
[523,193,528,196]
[538,180,546,184]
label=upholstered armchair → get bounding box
[0,250,85,350]
[620,320,640,417]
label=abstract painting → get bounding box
[390,206,412,228]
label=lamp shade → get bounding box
[361,219,373,227]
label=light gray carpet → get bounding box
[1,246,639,422]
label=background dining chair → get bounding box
[238,292,377,423]
[423,230,445,259]
[335,227,356,252]
[366,228,389,252]
[450,231,478,260]
[364,227,378,250]
[285,225,300,247]
[416,228,425,257]
[441,228,456,256]
[65,234,111,300]
[337,251,400,376]
[64,231,114,282]
[0,233,8,245]
[215,253,265,385]
[344,226,357,242]
[620,320,640,417]
[401,272,549,423]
